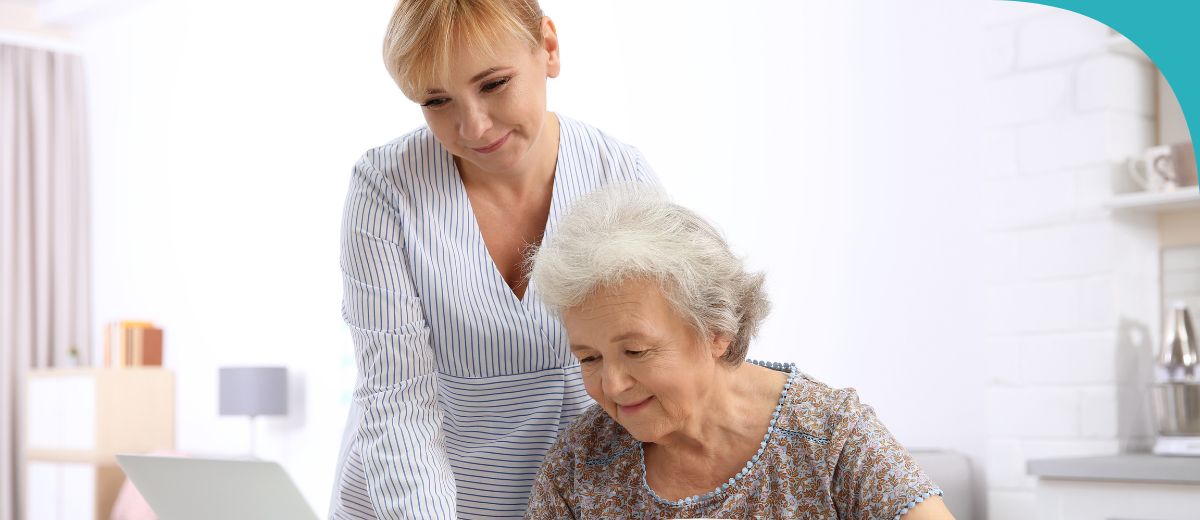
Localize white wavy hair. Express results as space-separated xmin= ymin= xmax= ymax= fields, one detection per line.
xmin=527 ymin=184 xmax=769 ymax=364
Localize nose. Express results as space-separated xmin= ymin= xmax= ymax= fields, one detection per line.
xmin=601 ymin=362 xmax=635 ymax=400
xmin=457 ymin=99 xmax=491 ymax=142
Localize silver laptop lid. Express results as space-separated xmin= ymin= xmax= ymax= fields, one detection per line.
xmin=115 ymin=454 xmax=318 ymax=520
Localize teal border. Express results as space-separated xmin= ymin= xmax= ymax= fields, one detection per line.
xmin=1013 ymin=0 xmax=1199 ymax=192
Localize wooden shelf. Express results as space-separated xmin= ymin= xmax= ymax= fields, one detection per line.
xmin=25 ymin=368 xmax=175 ymax=520
xmin=1105 ymin=188 xmax=1200 ymax=212
xmin=27 ymin=449 xmax=119 ymax=465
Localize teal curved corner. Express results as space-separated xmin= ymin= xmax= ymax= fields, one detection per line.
xmin=1009 ymin=0 xmax=1199 ymax=193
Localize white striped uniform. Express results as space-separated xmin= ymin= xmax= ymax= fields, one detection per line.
xmin=330 ymin=115 xmax=657 ymax=519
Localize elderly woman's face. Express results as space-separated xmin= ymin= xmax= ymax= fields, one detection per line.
xmin=414 ymin=20 xmax=560 ymax=176
xmin=563 ymin=279 xmax=727 ymax=443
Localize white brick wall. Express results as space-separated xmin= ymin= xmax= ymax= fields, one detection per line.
xmin=984 ymin=4 xmax=1161 ymax=519
xmin=983 ymin=173 xmax=1076 ymax=229
xmin=1016 ymin=112 xmax=1153 ymax=173
xmin=1163 ymin=246 xmax=1200 ymax=311
xmin=1015 ymin=12 xmax=1111 ymax=69
xmin=985 ymin=280 xmax=1080 ymax=334
xmin=1075 ymin=55 xmax=1156 ymax=115
xmin=987 ymin=388 xmax=1081 ymax=437
xmin=982 ymin=130 xmax=1020 ymax=181
xmin=983 ymin=68 xmax=1072 ymax=127
xmin=1018 ymin=222 xmax=1114 ymax=279
xmin=1027 ymin=334 xmax=1125 ymax=385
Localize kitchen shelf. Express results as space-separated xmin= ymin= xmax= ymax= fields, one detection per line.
xmin=1105 ymin=188 xmax=1200 ymax=212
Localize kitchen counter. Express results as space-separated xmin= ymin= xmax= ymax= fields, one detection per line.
xmin=1027 ymin=453 xmax=1200 ymax=520
xmin=1027 ymin=453 xmax=1200 ymax=484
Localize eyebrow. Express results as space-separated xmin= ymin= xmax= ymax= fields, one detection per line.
xmin=423 ymin=67 xmax=511 ymax=95
xmin=611 ymin=331 xmax=647 ymax=344
xmin=568 ymin=330 xmax=649 ymax=352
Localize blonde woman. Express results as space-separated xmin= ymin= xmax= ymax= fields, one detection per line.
xmin=329 ymin=1 xmax=656 ymax=518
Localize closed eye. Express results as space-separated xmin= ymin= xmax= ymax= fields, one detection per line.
xmin=579 ymin=354 xmax=601 ymax=364
xmin=420 ymin=97 xmax=449 ymax=108
xmin=625 ymin=350 xmax=647 ymax=358
xmin=481 ymin=77 xmax=510 ymax=93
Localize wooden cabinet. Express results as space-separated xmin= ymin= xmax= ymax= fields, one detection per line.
xmin=25 ymin=368 xmax=174 ymax=520
xmin=25 ymin=462 xmax=126 ymax=520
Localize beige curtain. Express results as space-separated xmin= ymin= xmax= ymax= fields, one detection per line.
xmin=0 ymin=43 xmax=93 ymax=520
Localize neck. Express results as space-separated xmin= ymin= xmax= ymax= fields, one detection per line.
xmin=458 ymin=111 xmax=559 ymax=200
xmin=647 ymin=363 xmax=786 ymax=476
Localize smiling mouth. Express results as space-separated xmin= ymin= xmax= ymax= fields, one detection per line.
xmin=471 ymin=132 xmax=511 ymax=154
xmin=617 ymin=396 xmax=653 ymax=414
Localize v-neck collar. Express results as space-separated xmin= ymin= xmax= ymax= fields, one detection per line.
xmin=447 ymin=115 xmax=565 ymax=308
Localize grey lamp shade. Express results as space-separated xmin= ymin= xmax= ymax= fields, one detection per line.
xmin=219 ymin=366 xmax=289 ymax=416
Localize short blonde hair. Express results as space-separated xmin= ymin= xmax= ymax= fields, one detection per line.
xmin=383 ymin=0 xmax=545 ymax=98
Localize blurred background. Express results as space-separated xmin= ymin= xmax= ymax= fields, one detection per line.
xmin=2 ymin=0 xmax=1197 ymax=519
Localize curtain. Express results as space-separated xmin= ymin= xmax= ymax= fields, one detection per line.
xmin=0 ymin=43 xmax=93 ymax=520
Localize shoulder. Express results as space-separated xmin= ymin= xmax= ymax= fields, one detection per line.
xmin=355 ymin=126 xmax=442 ymax=178
xmin=550 ymin=403 xmax=638 ymax=466
xmin=775 ymin=372 xmax=872 ymax=447
xmin=556 ymin=115 xmax=657 ymax=185
xmin=781 ymin=376 xmax=942 ymax=517
xmin=346 ymin=126 xmax=451 ymax=213
xmin=557 ymin=115 xmax=631 ymax=151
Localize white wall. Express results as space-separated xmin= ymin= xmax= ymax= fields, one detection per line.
xmin=980 ymin=3 xmax=1161 ymax=519
xmin=77 ymin=0 xmax=992 ymax=515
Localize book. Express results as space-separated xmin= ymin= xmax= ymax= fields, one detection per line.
xmin=103 ymin=321 xmax=164 ymax=368
xmin=141 ymin=328 xmax=163 ymax=366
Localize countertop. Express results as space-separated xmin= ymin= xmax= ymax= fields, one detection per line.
xmin=1027 ymin=453 xmax=1200 ymax=484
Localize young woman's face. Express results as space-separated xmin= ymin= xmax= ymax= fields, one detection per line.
xmin=415 ymin=20 xmax=560 ymax=176
xmin=563 ymin=279 xmax=728 ymax=444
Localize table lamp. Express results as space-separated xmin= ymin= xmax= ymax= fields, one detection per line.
xmin=219 ymin=366 xmax=288 ymax=457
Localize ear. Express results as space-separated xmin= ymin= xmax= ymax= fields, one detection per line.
xmin=710 ymin=333 xmax=732 ymax=360
xmin=542 ymin=16 xmax=560 ymax=78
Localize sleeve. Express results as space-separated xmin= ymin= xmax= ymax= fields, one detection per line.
xmin=829 ymin=391 xmax=943 ymax=520
xmin=523 ymin=433 xmax=577 ymax=520
xmin=340 ymin=153 xmax=458 ymax=520
xmin=631 ymin=147 xmax=662 ymax=187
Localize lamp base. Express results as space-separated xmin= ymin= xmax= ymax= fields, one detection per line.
xmin=249 ymin=414 xmax=259 ymax=459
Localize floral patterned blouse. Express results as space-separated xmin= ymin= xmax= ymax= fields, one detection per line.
xmin=524 ymin=363 xmax=942 ymax=519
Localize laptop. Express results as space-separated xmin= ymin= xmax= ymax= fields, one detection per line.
xmin=115 ymin=454 xmax=319 ymax=520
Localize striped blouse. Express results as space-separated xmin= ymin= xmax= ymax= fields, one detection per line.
xmin=329 ymin=115 xmax=657 ymax=520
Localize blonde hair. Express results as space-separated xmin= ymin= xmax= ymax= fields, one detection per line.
xmin=383 ymin=0 xmax=545 ymax=98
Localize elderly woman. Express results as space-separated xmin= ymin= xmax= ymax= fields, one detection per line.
xmin=524 ymin=186 xmax=954 ymax=519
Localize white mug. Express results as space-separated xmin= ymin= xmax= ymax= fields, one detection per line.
xmin=1126 ymin=142 xmax=1198 ymax=192
xmin=1126 ymin=144 xmax=1178 ymax=192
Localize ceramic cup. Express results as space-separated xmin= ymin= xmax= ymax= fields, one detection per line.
xmin=1126 ymin=142 xmax=1198 ymax=192
xmin=1127 ymin=145 xmax=1177 ymax=191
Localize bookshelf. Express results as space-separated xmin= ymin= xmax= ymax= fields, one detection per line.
xmin=25 ymin=368 xmax=175 ymax=520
